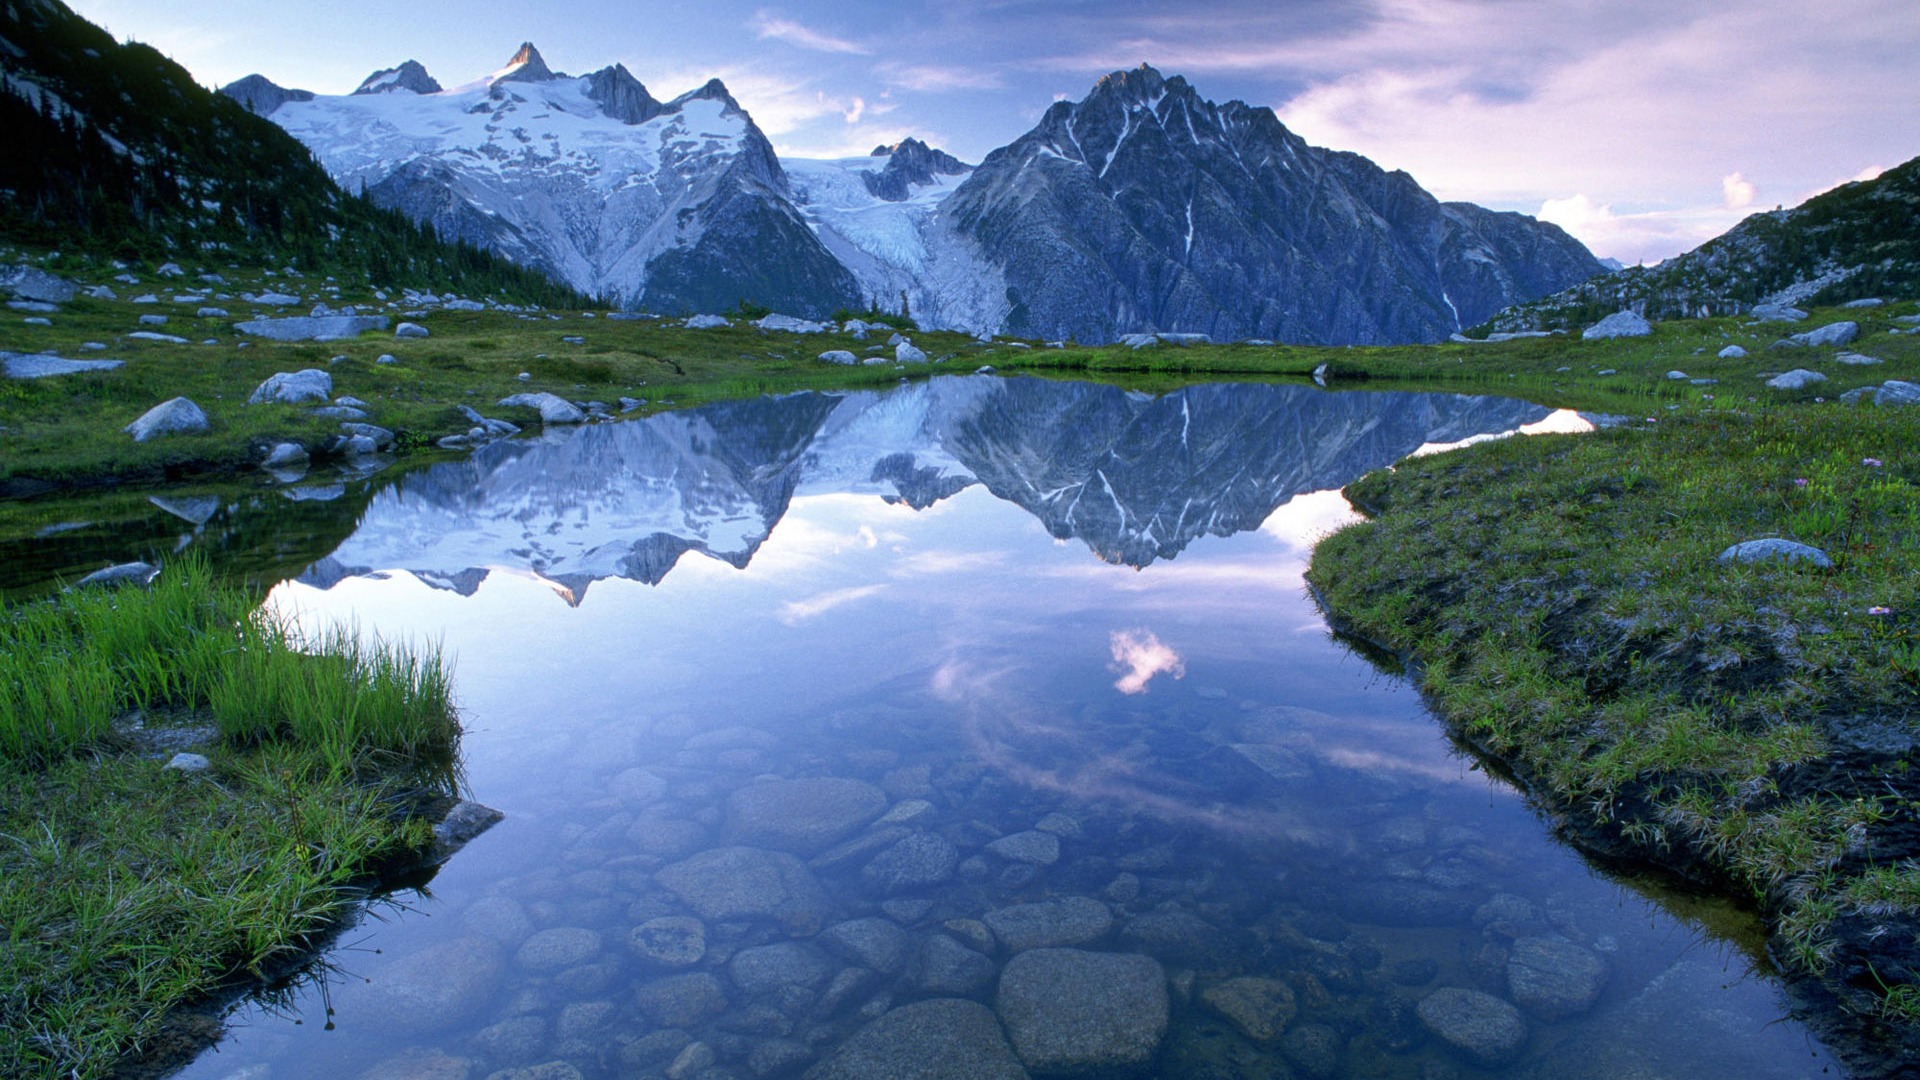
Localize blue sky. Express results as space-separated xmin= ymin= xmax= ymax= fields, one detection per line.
xmin=74 ymin=0 xmax=1920 ymax=264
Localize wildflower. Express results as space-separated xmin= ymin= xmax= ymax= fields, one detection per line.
xmin=1868 ymin=606 xmax=1893 ymax=616
xmin=1863 ymin=458 xmax=1884 ymax=467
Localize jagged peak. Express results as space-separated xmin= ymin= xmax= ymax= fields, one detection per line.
xmin=353 ymin=59 xmax=441 ymax=96
xmin=218 ymin=73 xmax=314 ymax=116
xmin=582 ymin=62 xmax=661 ymax=125
xmin=670 ymin=78 xmax=739 ymax=110
xmin=491 ymin=41 xmax=560 ymax=84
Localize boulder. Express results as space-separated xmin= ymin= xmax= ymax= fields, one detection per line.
xmin=819 ymin=350 xmax=859 ymax=365
xmin=655 ymin=846 xmax=832 ymax=934
xmin=138 ymin=314 xmax=168 ymax=326
xmin=2 ymin=352 xmax=124 ymax=378
xmin=127 ymin=331 xmax=188 ymax=343
xmin=909 ymin=933 xmax=996 ymax=995
xmin=236 ymin=315 xmax=388 ymax=342
xmin=0 ymin=265 xmax=76 ymax=303
xmin=1749 ymin=303 xmax=1807 ymax=322
xmin=1764 ymin=368 xmax=1825 ymax=390
xmin=896 ymin=342 xmax=929 ymax=364
xmin=248 ymin=369 xmax=333 ymax=405
xmin=251 ymin=291 xmax=301 ymax=306
xmin=1416 ymin=987 xmax=1528 ymax=1067
xmin=996 ymin=949 xmax=1168 ymax=1076
xmin=1580 ymin=310 xmax=1652 ymax=340
xmin=197 ymin=307 xmax=228 ymax=318
xmin=515 ymin=927 xmax=602 ymax=973
xmin=340 ymin=423 xmax=395 ymax=450
xmin=862 ymin=832 xmax=960 ymax=892
xmin=1790 ymin=321 xmax=1859 ymax=347
xmin=755 ymin=314 xmax=828 ymax=333
xmin=983 ymin=897 xmax=1114 ymax=952
xmin=729 ymin=941 xmax=837 ymax=995
xmin=818 ymin=917 xmax=911 ymax=974
xmin=726 ymin=777 xmax=888 ymax=855
xmin=1507 ymin=935 xmax=1608 ymax=1019
xmin=633 ymin=971 xmax=729 ymax=1027
xmin=803 ymin=999 xmax=1029 ymax=1080
xmin=1200 ymin=976 xmax=1297 ymax=1042
xmin=629 ymin=916 xmax=707 ymax=967
xmin=1717 ymin=538 xmax=1831 ymax=568
xmin=429 ymin=800 xmax=503 ymax=863
xmin=685 ymin=314 xmax=731 ymax=329
xmin=124 ymin=397 xmax=209 ymax=442
xmin=351 ymin=936 xmax=504 ymax=1034
xmin=497 ymin=392 xmax=587 ymax=424
xmin=395 ymin=322 xmax=430 ymax=338
xmin=1120 ymin=333 xmax=1159 ymax=350
xmin=444 ymin=298 xmax=486 ymax=312
xmin=1875 ymin=380 xmax=1920 ymax=406
xmin=985 ymin=830 xmax=1060 ymax=865
xmin=1717 ymin=344 xmax=1747 ymax=359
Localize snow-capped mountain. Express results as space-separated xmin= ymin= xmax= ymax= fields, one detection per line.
xmin=301 ymin=378 xmax=1550 ymax=599
xmin=945 ymin=65 xmax=1602 ymax=344
xmin=225 ymin=44 xmax=858 ymax=315
xmin=227 ymin=53 xmax=1599 ymax=342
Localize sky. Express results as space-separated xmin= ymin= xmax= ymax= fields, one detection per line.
xmin=71 ymin=0 xmax=1920 ymax=265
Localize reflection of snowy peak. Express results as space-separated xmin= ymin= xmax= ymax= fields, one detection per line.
xmin=306 ymin=379 xmax=1549 ymax=596
xmin=224 ymin=46 xmax=857 ymax=314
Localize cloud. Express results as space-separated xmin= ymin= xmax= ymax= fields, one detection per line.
xmin=1722 ymin=172 xmax=1757 ymax=209
xmin=751 ymin=11 xmax=870 ymax=55
xmin=778 ymin=584 xmax=888 ymax=625
xmin=1535 ymin=192 xmax=1758 ymax=266
xmin=1109 ymin=629 xmax=1185 ymax=694
xmin=878 ymin=63 xmax=1006 ymax=92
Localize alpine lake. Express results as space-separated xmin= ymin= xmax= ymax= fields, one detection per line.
xmin=7 ymin=376 xmax=1844 ymax=1080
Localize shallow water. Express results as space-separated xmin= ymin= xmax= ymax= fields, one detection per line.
xmin=35 ymin=376 xmax=1838 ymax=1079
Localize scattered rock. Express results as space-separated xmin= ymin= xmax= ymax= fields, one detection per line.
xmin=1201 ymin=976 xmax=1297 ymax=1042
xmin=1507 ymin=936 xmax=1608 ymax=1020
xmin=633 ymin=971 xmax=729 ymax=1027
xmin=1664 ymin=370 xmax=1687 ymax=380
xmin=2 ymin=352 xmax=124 ymax=378
xmin=655 ymin=846 xmax=832 ymax=934
xmin=996 ymin=948 xmax=1169 ymax=1076
xmin=1416 ymin=987 xmax=1528 ymax=1067
xmin=1763 ymin=368 xmax=1825 ymax=390
xmin=248 ymin=369 xmax=333 ymax=405
xmin=862 ymin=832 xmax=960 ymax=893
xmin=1875 ymin=380 xmax=1920 ymax=406
xmin=236 ymin=315 xmax=388 ymax=342
xmin=984 ymin=830 xmax=1060 ymax=865
xmin=1581 ymin=310 xmax=1651 ymax=340
xmin=352 ymin=936 xmax=504 ymax=1034
xmin=1749 ymin=303 xmax=1807 ymax=322
xmin=755 ymin=314 xmax=828 ymax=334
xmin=137 ymin=313 xmax=168 ymax=326
xmin=729 ymin=941 xmax=837 ymax=995
xmin=162 ymin=752 xmax=211 ymax=772
xmin=1717 ymin=538 xmax=1832 ymax=568
xmin=127 ymin=331 xmax=188 ymax=343
xmin=685 ymin=314 xmax=731 ymax=329
xmin=896 ymin=342 xmax=928 ymax=364
xmin=497 ymin=392 xmax=587 ymax=424
xmin=197 ymin=307 xmax=228 ymax=318
xmin=340 ymin=422 xmax=396 ymax=450
xmin=1790 ymin=321 xmax=1859 ymax=347
xmin=1 ymin=265 xmax=76 ymax=303
xmin=726 ymin=777 xmax=888 ymax=855
xmin=909 ymin=933 xmax=996 ymax=995
xmin=1717 ymin=344 xmax=1747 ymax=359
xmin=395 ymin=322 xmax=430 ymax=338
xmin=819 ymin=350 xmax=859 ymax=365
xmin=983 ymin=897 xmax=1114 ymax=952
xmin=804 ymin=998 xmax=1028 ymax=1080
xmin=444 ymin=298 xmax=486 ymax=312
xmin=429 ymin=800 xmax=503 ymax=862
xmin=630 ymin=916 xmax=708 ymax=967
xmin=124 ymin=397 xmax=209 ymax=442
xmin=515 ymin=927 xmax=602 ymax=973
xmin=818 ymin=917 xmax=911 ymax=974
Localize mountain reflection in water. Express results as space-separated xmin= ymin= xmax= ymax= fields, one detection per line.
xmin=299 ymin=376 xmax=1551 ymax=599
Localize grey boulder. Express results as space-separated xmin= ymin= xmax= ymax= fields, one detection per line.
xmin=896 ymin=342 xmax=929 ymax=363
xmin=1790 ymin=321 xmax=1859 ymax=347
xmin=1875 ymin=380 xmax=1920 ymax=406
xmin=726 ymin=777 xmax=888 ymax=855
xmin=995 ymin=948 xmax=1168 ymax=1075
xmin=1717 ymin=344 xmax=1747 ymax=359
xmin=803 ymin=998 xmax=1029 ymax=1080
xmin=1416 ymin=987 xmax=1528 ymax=1067
xmin=395 ymin=322 xmax=430 ymax=338
xmin=235 ymin=315 xmax=388 ymax=342
xmin=125 ymin=397 xmax=209 ymax=442
xmin=1 ymin=265 xmax=76 ymax=303
xmin=75 ymin=561 xmax=159 ymax=588
xmin=497 ymin=392 xmax=586 ymax=424
xmin=1581 ymin=310 xmax=1651 ymax=340
xmin=2 ymin=352 xmax=124 ymax=378
xmin=1764 ymin=368 xmax=1825 ymax=390
xmin=1507 ymin=935 xmax=1608 ymax=1020
xmin=248 ymin=369 xmax=333 ymax=405
xmin=1717 ymin=538 xmax=1831 ymax=568
xmin=819 ymin=350 xmax=859 ymax=365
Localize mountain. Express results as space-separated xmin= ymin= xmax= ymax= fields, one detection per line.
xmin=224 ymin=46 xmax=860 ymax=316
xmin=302 ymin=377 xmax=1551 ymax=598
xmin=945 ymin=66 xmax=1602 ymax=345
xmin=0 ymin=0 xmax=586 ymax=305
xmin=1480 ymin=155 xmax=1920 ymax=333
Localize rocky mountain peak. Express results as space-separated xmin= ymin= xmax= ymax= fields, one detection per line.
xmin=669 ymin=77 xmax=744 ymax=116
xmin=862 ymin=137 xmax=971 ymax=202
xmin=492 ymin=41 xmax=559 ymax=84
xmin=582 ymin=62 xmax=660 ymax=125
xmin=219 ymin=73 xmax=314 ymax=116
xmin=352 ymin=59 xmax=441 ymax=96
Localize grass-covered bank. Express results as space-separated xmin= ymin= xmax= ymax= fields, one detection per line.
xmin=1306 ymin=405 xmax=1920 ymax=1069
xmin=0 ymin=559 xmax=460 ymax=1080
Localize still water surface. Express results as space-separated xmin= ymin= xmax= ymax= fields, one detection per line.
xmin=75 ymin=377 xmax=1834 ymax=1079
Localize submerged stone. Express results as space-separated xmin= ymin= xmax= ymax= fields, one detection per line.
xmin=996 ymin=948 xmax=1168 ymax=1075
xmin=1416 ymin=987 xmax=1528 ymax=1067
xmin=726 ymin=776 xmax=888 ymax=855
xmin=804 ymin=998 xmax=1028 ymax=1080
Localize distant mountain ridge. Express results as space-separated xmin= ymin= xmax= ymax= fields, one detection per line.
xmin=1481 ymin=155 xmax=1920 ymax=333
xmin=223 ymin=51 xmax=1599 ymax=342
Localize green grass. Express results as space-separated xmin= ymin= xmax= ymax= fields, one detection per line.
xmin=0 ymin=558 xmax=457 ymax=1079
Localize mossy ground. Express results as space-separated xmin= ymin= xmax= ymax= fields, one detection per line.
xmin=0 ymin=559 xmax=458 ymax=1080
xmin=1306 ymin=309 xmax=1920 ymax=1063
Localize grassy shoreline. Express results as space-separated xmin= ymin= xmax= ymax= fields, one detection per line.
xmin=0 ymin=559 xmax=461 ymax=1080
